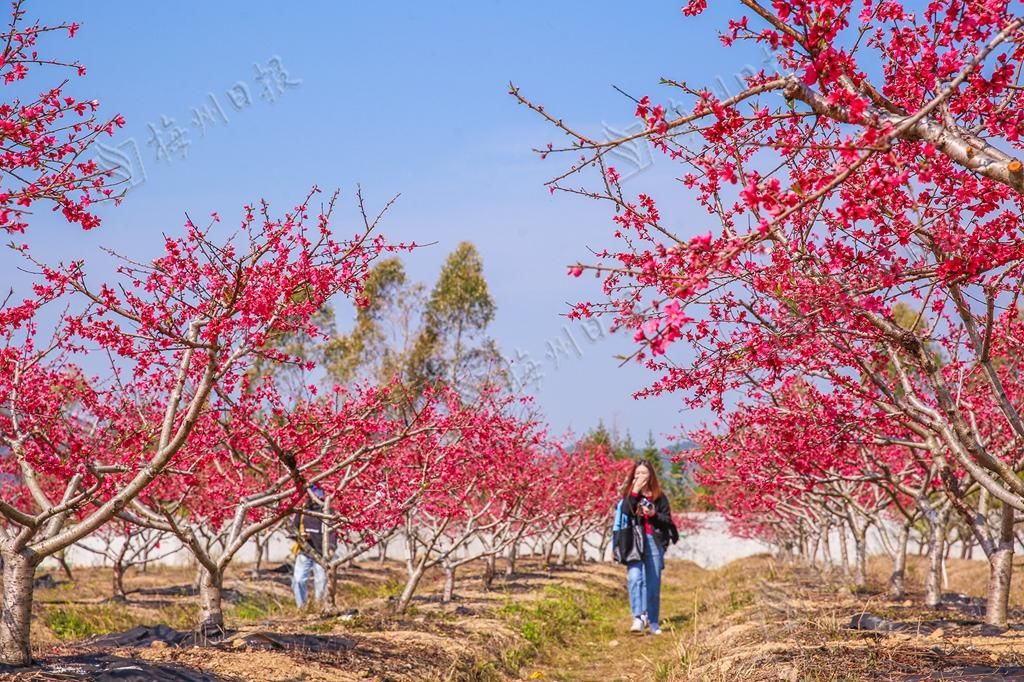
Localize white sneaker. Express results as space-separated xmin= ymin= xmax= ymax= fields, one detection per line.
xmin=650 ymin=627 xmax=663 ymax=636
xmin=630 ymin=617 xmax=644 ymax=633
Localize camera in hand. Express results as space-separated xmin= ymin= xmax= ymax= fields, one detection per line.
xmin=638 ymin=498 xmax=655 ymax=514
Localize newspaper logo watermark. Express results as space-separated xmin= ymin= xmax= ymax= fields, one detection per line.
xmin=95 ymin=138 xmax=148 ymax=190
xmin=601 ymin=120 xmax=655 ymax=183
xmin=92 ymin=56 xmax=302 ymax=194
xmin=668 ymin=46 xmax=787 ymax=117
xmin=501 ymin=317 xmax=610 ymax=394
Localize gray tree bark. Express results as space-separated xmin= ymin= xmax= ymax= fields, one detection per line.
xmin=482 ymin=554 xmax=497 ymax=590
xmin=888 ymin=521 xmax=911 ymax=600
xmin=852 ymin=526 xmax=868 ymax=589
xmin=558 ymin=540 xmax=569 ymax=567
xmin=396 ymin=564 xmax=425 ymax=614
xmin=198 ymin=568 xmax=225 ymax=635
xmin=985 ymin=504 xmax=1015 ymax=628
xmin=838 ymin=522 xmax=850 ymax=574
xmin=924 ymin=510 xmax=948 ymax=608
xmin=442 ymin=564 xmax=456 ymax=603
xmin=821 ymin=520 xmax=833 ymax=569
xmin=0 ymin=553 xmax=37 ymax=666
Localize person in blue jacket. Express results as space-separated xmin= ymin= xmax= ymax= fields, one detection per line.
xmin=619 ymin=460 xmax=676 ymax=635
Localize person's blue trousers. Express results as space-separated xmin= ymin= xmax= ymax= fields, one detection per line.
xmin=292 ymin=552 xmax=327 ymax=607
xmin=626 ymin=533 xmax=664 ymax=628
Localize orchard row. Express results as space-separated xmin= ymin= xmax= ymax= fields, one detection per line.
xmin=519 ymin=0 xmax=1024 ymax=630
xmin=0 ymin=4 xmax=629 ymax=666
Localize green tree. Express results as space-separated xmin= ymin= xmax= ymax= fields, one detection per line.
xmin=326 ymin=242 xmax=499 ymax=400
xmin=411 ymin=241 xmax=497 ymax=393
xmin=579 ymin=421 xmax=642 ymax=460
xmin=581 ymin=420 xmax=612 ymax=451
xmin=618 ymin=430 xmax=637 ymax=460
xmin=247 ymin=299 xmax=337 ymax=398
xmin=648 ymin=433 xmax=692 ymax=509
xmin=323 ymin=257 xmax=426 ymax=386
xmin=638 ymin=431 xmax=658 ymax=466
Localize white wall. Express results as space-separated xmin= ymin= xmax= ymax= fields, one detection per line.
xmin=666 ymin=513 xmax=773 ymax=568
xmin=42 ymin=512 xmax=775 ymax=572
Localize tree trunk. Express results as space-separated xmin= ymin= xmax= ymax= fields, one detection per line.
xmin=924 ymin=512 xmax=948 ymax=608
xmin=505 ymin=545 xmax=517 ymax=577
xmin=198 ymin=568 xmax=225 ymax=636
xmin=442 ymin=564 xmax=456 ymax=603
xmin=597 ymin=527 xmax=610 ymax=562
xmin=0 ymin=553 xmax=37 ymax=666
xmin=396 ymin=564 xmax=425 ymax=614
xmin=377 ymin=541 xmax=388 ymax=564
xmin=544 ymin=538 xmax=558 ymax=568
xmin=888 ymin=521 xmax=911 ymax=600
xmin=985 ymin=504 xmax=1015 ymax=628
xmin=809 ymin=531 xmax=821 ymax=569
xmin=251 ymin=533 xmax=266 ymax=578
xmin=558 ymin=540 xmax=569 ymax=567
xmin=575 ymin=536 xmax=586 ymax=565
xmin=482 ymin=554 xmax=497 ymax=590
xmin=852 ymin=528 xmax=867 ymax=590
xmin=327 ymin=564 xmax=339 ymax=606
xmin=112 ymin=560 xmax=127 ymax=602
xmin=112 ymin=537 xmax=131 ymax=601
xmin=838 ymin=523 xmax=850 ymax=574
xmin=821 ymin=520 xmax=833 ymax=569
xmin=55 ymin=550 xmax=73 ymax=582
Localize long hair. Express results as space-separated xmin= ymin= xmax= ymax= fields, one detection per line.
xmin=620 ymin=459 xmax=663 ymax=500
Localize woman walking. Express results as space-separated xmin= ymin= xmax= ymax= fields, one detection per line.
xmin=621 ymin=460 xmax=675 ymax=635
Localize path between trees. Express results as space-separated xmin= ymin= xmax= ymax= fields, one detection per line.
xmin=523 ymin=560 xmax=710 ymax=681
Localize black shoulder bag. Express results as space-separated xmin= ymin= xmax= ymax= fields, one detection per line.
xmin=612 ymin=502 xmax=645 ymax=564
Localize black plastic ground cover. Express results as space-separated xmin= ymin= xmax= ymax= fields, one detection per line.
xmin=228 ymin=631 xmax=355 ymax=652
xmin=2 ymin=626 xmax=358 ymax=680
xmin=0 ymin=653 xmax=225 ymax=681
xmin=937 ymin=593 xmax=1024 ymax=622
xmin=128 ymin=585 xmax=244 ymax=603
xmin=83 ymin=623 xmax=355 ymax=652
xmin=901 ymin=666 xmax=1024 ymax=681
xmin=84 ymin=624 xmax=231 ymax=648
xmin=847 ymin=613 xmax=1010 ymax=636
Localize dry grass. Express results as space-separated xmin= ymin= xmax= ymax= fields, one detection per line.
xmin=24 ymin=551 xmax=1024 ymax=680
xmin=676 ymin=554 xmax=1024 ymax=680
xmin=21 ymin=558 xmax=647 ymax=681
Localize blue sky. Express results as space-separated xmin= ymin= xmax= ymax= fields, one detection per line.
xmin=15 ymin=2 xmax=770 ymax=442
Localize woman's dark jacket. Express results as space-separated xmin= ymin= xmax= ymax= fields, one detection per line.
xmin=622 ymin=493 xmax=678 ymax=549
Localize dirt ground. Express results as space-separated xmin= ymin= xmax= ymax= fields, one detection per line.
xmin=680 ymin=554 xmax=1024 ymax=680
xmin=5 ymin=557 xmax=697 ymax=681
xmin=12 ymin=552 xmax=1024 ymax=680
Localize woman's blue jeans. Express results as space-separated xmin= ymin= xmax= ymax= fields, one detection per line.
xmin=626 ymin=533 xmax=664 ymax=628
